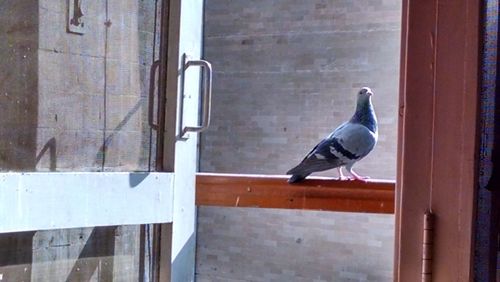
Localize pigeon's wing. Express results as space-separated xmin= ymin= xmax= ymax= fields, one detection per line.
xmin=286 ymin=121 xmax=377 ymax=177
xmin=286 ymin=137 xmax=344 ymax=176
xmin=298 ymin=121 xmax=349 ymax=164
xmin=330 ymin=122 xmax=377 ymax=161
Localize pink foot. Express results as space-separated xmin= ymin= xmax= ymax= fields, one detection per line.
xmin=349 ymin=170 xmax=370 ymax=182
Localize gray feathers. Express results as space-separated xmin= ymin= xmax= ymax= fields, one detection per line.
xmin=287 ymin=87 xmax=378 ymax=183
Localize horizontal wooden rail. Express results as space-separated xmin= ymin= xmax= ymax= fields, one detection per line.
xmin=196 ymin=173 xmax=395 ymax=214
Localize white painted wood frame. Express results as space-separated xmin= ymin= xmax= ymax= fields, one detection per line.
xmin=0 ymin=172 xmax=174 ymax=233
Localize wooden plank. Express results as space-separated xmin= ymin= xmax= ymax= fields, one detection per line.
xmin=394 ymin=0 xmax=409 ymax=277
xmin=396 ymin=0 xmax=437 ymax=280
xmin=397 ymin=0 xmax=480 ymax=280
xmin=196 ymin=173 xmax=395 ymax=214
xmin=430 ymin=1 xmax=479 ymax=280
xmin=0 ymin=172 xmax=174 ymax=233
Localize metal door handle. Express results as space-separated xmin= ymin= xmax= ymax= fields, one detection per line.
xmin=148 ymin=60 xmax=161 ymax=130
xmin=179 ymin=54 xmax=213 ymax=138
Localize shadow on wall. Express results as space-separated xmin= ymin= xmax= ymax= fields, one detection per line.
xmin=0 ymin=231 xmax=35 ymax=281
xmin=0 ymin=225 xmax=156 ymax=282
xmin=0 ymin=1 xmax=39 ymax=171
xmin=63 ymin=227 xmax=118 ymax=282
xmin=0 ymin=227 xmax=118 ymax=281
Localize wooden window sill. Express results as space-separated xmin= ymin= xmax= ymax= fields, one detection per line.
xmin=196 ymin=173 xmax=395 ymax=214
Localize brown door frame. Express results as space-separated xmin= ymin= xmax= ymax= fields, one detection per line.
xmin=396 ymin=0 xmax=480 ymax=281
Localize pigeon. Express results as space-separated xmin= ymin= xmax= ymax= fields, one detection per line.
xmin=287 ymin=87 xmax=378 ymax=183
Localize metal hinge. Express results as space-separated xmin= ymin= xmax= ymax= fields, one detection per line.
xmin=67 ymin=0 xmax=86 ymax=34
xmin=422 ymin=211 xmax=434 ymax=282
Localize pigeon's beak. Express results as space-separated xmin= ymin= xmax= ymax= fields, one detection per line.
xmin=367 ymin=91 xmax=373 ymax=96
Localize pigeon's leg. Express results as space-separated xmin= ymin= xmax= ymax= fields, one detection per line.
xmin=337 ymin=167 xmax=348 ymax=180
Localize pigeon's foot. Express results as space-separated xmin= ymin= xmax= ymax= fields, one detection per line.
xmin=352 ymin=176 xmax=369 ymax=183
xmin=349 ymin=170 xmax=370 ymax=182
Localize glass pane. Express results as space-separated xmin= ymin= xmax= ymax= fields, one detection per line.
xmin=0 ymin=1 xmax=163 ymax=281
xmin=0 ymin=0 xmax=161 ymax=172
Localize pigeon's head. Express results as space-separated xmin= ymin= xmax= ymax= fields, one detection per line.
xmin=357 ymin=87 xmax=373 ymax=103
xmin=358 ymin=87 xmax=373 ymax=97
xmin=352 ymin=87 xmax=377 ymax=130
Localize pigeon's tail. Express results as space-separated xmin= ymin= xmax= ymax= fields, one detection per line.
xmin=287 ymin=174 xmax=308 ymax=183
xmin=286 ymin=165 xmax=310 ymax=183
xmin=287 ymin=157 xmax=342 ymax=183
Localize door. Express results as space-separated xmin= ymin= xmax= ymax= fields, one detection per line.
xmin=0 ymin=0 xmax=205 ymax=281
xmin=159 ymin=0 xmax=207 ymax=281
xmin=0 ymin=0 xmax=175 ymax=233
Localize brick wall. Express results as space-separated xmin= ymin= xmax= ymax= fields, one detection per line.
xmin=197 ymin=207 xmax=394 ymax=282
xmin=200 ymin=0 xmax=400 ymax=179
xmin=198 ymin=0 xmax=401 ymax=281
